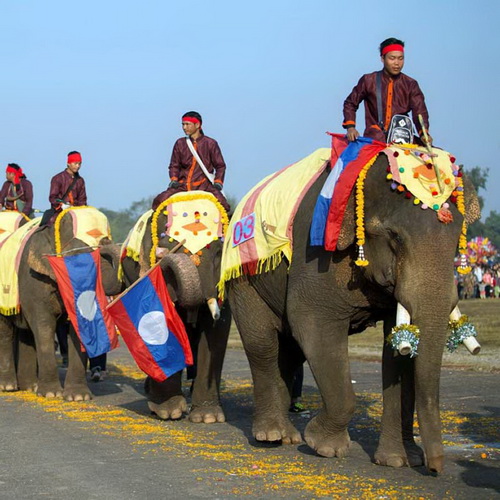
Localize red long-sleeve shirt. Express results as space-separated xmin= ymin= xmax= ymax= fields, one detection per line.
xmin=343 ymin=71 xmax=429 ymax=142
xmin=0 ymin=178 xmax=34 ymax=215
xmin=168 ymin=133 xmax=226 ymax=190
xmin=49 ymin=170 xmax=87 ymax=209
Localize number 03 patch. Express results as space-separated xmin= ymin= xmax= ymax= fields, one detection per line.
xmin=232 ymin=212 xmax=255 ymax=247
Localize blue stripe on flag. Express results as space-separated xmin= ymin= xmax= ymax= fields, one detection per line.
xmin=120 ymin=276 xmax=186 ymax=377
xmin=66 ymin=252 xmax=111 ymax=357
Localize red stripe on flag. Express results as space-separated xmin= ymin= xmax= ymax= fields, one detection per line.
xmin=108 ymin=298 xmax=168 ymax=382
xmin=91 ymin=250 xmax=119 ymax=350
xmin=324 ymin=143 xmax=386 ymax=251
xmin=47 ymin=254 xmax=81 ymax=340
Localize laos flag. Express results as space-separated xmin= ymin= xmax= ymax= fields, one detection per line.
xmin=106 ymin=265 xmax=193 ymax=382
xmin=47 ymin=250 xmax=119 ymax=358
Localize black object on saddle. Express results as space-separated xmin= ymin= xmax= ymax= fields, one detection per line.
xmin=387 ymin=115 xmax=414 ymax=144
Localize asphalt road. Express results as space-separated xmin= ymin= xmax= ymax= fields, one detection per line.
xmin=0 ymin=347 xmax=499 ymax=499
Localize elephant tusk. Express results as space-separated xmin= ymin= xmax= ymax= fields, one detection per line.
xmin=207 ymin=298 xmax=220 ymax=321
xmin=450 ymin=306 xmax=481 ymax=355
xmin=395 ymin=303 xmax=412 ymax=356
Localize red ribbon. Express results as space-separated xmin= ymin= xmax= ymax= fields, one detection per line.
xmin=67 ymin=153 xmax=82 ymax=163
xmin=182 ymin=116 xmax=200 ymax=125
xmin=6 ymin=165 xmax=24 ymax=184
xmin=382 ymin=44 xmax=404 ymax=55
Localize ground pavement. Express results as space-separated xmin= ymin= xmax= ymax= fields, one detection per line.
xmin=0 ymin=347 xmax=499 ymax=499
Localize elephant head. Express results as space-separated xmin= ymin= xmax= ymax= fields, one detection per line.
xmin=140 ymin=208 xmax=225 ymax=322
xmin=335 ymin=159 xmax=481 ymax=472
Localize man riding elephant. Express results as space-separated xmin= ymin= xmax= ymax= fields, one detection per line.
xmin=343 ymin=37 xmax=432 ymax=145
xmin=152 ymin=111 xmax=231 ymax=214
xmin=0 ymin=163 xmax=34 ymax=217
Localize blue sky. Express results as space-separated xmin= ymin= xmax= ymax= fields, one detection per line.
xmin=1 ymin=1 xmax=499 ymax=221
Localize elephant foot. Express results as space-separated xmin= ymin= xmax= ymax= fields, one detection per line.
xmin=37 ymin=382 xmax=64 ymax=399
xmin=63 ymin=385 xmax=92 ymax=402
xmin=426 ymin=454 xmax=444 ymax=474
xmin=304 ymin=416 xmax=350 ymax=458
xmin=404 ymin=439 xmax=425 ymax=467
xmin=0 ymin=377 xmax=18 ymax=391
xmin=375 ymin=439 xmax=426 ymax=469
xmin=253 ymin=414 xmax=302 ymax=444
xmin=18 ymin=381 xmax=38 ymax=392
xmin=189 ymin=403 xmax=225 ymax=424
xmin=148 ymin=395 xmax=187 ymax=420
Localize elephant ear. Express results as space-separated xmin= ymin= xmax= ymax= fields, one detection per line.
xmin=462 ymin=174 xmax=481 ymax=226
xmin=336 ymin=191 xmax=356 ymax=251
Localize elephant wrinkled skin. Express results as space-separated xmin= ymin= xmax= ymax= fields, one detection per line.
xmin=228 ymin=155 xmax=480 ymax=474
xmin=121 ymin=209 xmax=230 ymax=424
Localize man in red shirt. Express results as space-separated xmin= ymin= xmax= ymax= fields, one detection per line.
xmin=0 ymin=163 xmax=34 ymax=216
xmin=41 ymin=151 xmax=87 ymax=225
xmin=152 ymin=112 xmax=230 ymax=213
xmin=342 ymin=38 xmax=432 ymax=145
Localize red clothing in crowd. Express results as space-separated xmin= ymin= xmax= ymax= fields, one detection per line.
xmin=0 ymin=178 xmax=34 ymax=215
xmin=153 ymin=133 xmax=230 ymax=212
xmin=49 ymin=170 xmax=87 ymax=209
xmin=343 ymin=71 xmax=429 ymax=142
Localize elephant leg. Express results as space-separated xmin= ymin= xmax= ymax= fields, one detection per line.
xmin=63 ymin=324 xmax=92 ymax=401
xmin=230 ymin=282 xmax=301 ymax=444
xmin=189 ymin=304 xmax=231 ymax=424
xmin=375 ymin=330 xmax=424 ymax=468
xmin=145 ymin=371 xmax=187 ymax=420
xmin=293 ymin=316 xmax=354 ymax=458
xmin=0 ymin=317 xmax=17 ymax=391
xmin=25 ymin=313 xmax=63 ymax=398
xmin=16 ymin=328 xmax=38 ymax=392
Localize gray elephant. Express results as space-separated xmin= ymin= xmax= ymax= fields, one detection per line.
xmin=120 ymin=192 xmax=231 ymax=423
xmin=225 ymin=151 xmax=480 ymax=474
xmin=0 ymin=208 xmax=122 ymax=400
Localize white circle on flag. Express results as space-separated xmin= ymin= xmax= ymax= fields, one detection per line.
xmin=138 ymin=311 xmax=169 ymax=345
xmin=77 ymin=290 xmax=97 ymax=321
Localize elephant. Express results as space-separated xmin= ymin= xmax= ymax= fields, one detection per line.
xmin=120 ymin=193 xmax=231 ymax=423
xmin=226 ymin=153 xmax=480 ymax=474
xmin=0 ymin=208 xmax=122 ymax=400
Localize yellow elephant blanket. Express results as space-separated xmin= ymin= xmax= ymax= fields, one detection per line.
xmin=0 ymin=217 xmax=41 ymax=315
xmin=54 ymin=206 xmax=112 ymax=254
xmin=121 ymin=209 xmax=153 ymax=263
xmin=218 ymin=148 xmax=330 ymax=299
xmin=0 ymin=211 xmax=30 ymax=246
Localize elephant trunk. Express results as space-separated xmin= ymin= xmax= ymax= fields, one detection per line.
xmin=99 ymin=242 xmax=123 ymax=296
xmin=159 ymin=253 xmax=204 ymax=308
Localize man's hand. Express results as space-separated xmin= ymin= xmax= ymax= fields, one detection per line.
xmin=61 ymin=203 xmax=71 ymax=210
xmin=168 ymin=180 xmax=180 ymax=189
xmin=346 ymin=127 xmax=360 ymax=142
xmin=422 ymin=133 xmax=433 ymax=146
xmin=214 ymin=182 xmax=223 ymax=191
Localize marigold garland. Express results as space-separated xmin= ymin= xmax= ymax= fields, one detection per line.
xmin=149 ymin=192 xmax=229 ymax=267
xmin=54 ymin=205 xmax=97 ymax=255
xmin=455 ymin=175 xmax=471 ymax=274
xmin=354 ymin=154 xmax=379 ymax=266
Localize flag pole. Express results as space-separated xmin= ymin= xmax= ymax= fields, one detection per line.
xmin=106 ymin=239 xmax=186 ymax=309
xmin=418 ymin=114 xmax=444 ymax=193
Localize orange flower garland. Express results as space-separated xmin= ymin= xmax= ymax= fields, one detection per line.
xmin=455 ymin=176 xmax=471 ymax=274
xmin=354 ymin=154 xmax=380 ymax=267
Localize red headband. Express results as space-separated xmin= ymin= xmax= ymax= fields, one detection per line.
xmin=67 ymin=153 xmax=82 ymax=163
xmin=6 ymin=165 xmax=24 ymax=184
xmin=182 ymin=116 xmax=201 ymax=125
xmin=382 ymin=44 xmax=404 ymax=56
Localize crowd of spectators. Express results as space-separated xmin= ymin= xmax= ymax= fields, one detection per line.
xmin=456 ymin=263 xmax=500 ymax=299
